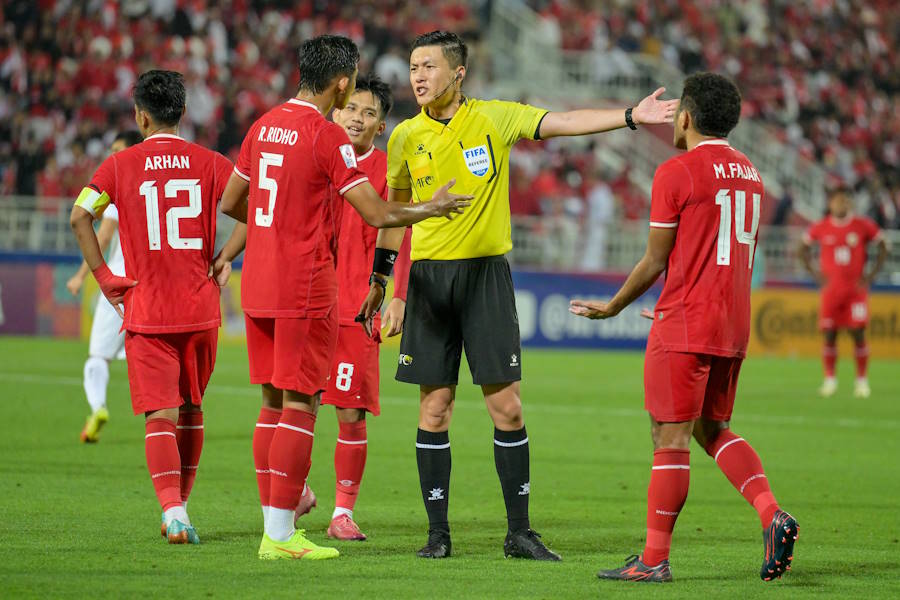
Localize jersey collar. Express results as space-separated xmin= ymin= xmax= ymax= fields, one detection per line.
xmin=695 ymin=139 xmax=730 ymax=148
xmin=420 ymin=98 xmax=471 ymax=134
xmin=357 ymin=146 xmax=375 ymax=162
xmin=145 ymin=133 xmax=184 ymax=141
xmin=287 ymin=98 xmax=321 ymax=113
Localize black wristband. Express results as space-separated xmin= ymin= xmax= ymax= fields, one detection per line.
xmin=625 ymin=107 xmax=637 ymax=130
xmin=373 ymin=247 xmax=398 ymax=276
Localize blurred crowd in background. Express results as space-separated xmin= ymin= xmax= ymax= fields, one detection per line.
xmin=2 ymin=0 xmax=898 ymax=239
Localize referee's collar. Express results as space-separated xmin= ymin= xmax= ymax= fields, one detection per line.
xmin=421 ymin=97 xmax=471 ymax=133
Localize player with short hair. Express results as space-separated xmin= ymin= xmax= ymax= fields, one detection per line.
xmin=71 ymin=70 xmax=236 ymax=545
xmin=67 ymin=130 xmax=143 ymax=443
xmin=571 ymin=72 xmax=797 ymax=582
xmin=215 ymin=34 xmax=470 ymax=561
xmin=357 ymin=30 xmax=678 ymax=560
xmin=800 ymin=187 xmax=888 ymax=398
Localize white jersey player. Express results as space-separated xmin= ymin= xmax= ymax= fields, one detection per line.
xmin=65 ymin=131 xmax=143 ymax=442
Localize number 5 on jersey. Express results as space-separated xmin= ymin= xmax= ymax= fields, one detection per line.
xmin=256 ymin=152 xmax=284 ymax=227
xmin=715 ymin=188 xmax=761 ymax=268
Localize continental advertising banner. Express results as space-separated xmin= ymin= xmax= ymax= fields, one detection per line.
xmin=749 ymin=286 xmax=900 ymax=358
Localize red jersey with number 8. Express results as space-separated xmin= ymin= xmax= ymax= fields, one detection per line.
xmin=235 ymin=98 xmax=370 ymax=318
xmin=648 ymin=139 xmax=765 ymax=358
xmin=82 ymin=133 xmax=233 ymax=333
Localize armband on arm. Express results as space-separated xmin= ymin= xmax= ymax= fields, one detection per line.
xmin=372 ymin=247 xmax=398 ymax=277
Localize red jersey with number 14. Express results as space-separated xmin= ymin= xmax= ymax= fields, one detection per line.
xmin=804 ymin=215 xmax=880 ymax=286
xmin=235 ymin=98 xmax=370 ymax=318
xmin=81 ymin=133 xmax=233 ymax=333
xmin=648 ymin=139 xmax=765 ymax=358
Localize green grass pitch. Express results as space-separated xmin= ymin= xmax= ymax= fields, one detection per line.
xmin=1 ymin=336 xmax=898 ymax=598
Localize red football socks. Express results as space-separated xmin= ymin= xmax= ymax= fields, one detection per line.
xmin=642 ymin=449 xmax=690 ymax=567
xmin=854 ymin=341 xmax=869 ymax=379
xmin=268 ymin=408 xmax=317 ymax=510
xmin=176 ymin=410 xmax=204 ymax=502
xmin=823 ymin=340 xmax=837 ymax=377
xmin=145 ymin=418 xmax=182 ymax=511
xmin=705 ymin=429 xmax=779 ymax=529
xmin=334 ymin=420 xmax=368 ymax=512
xmin=253 ymin=407 xmax=281 ymax=507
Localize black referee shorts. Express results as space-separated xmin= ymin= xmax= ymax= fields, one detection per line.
xmin=396 ymin=255 xmax=522 ymax=386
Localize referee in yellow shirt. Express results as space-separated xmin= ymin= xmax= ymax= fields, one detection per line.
xmin=359 ymin=30 xmax=678 ymax=560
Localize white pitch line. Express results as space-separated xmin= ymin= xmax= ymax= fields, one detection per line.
xmin=1 ymin=371 xmax=897 ymax=431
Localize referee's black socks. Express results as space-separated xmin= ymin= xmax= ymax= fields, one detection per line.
xmin=494 ymin=426 xmax=530 ymax=533
xmin=416 ymin=429 xmax=451 ymax=534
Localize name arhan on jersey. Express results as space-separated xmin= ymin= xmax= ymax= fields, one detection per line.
xmin=257 ymin=126 xmax=299 ymax=146
xmin=713 ymin=161 xmax=761 ymax=182
xmin=145 ymin=155 xmax=190 ymax=170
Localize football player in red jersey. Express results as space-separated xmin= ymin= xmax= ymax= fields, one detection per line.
xmin=571 ymin=73 xmax=797 ymax=582
xmin=70 ymin=70 xmax=238 ymax=545
xmin=213 ymin=35 xmax=469 ymax=561
xmin=298 ymin=74 xmax=411 ymax=541
xmin=800 ymin=187 xmax=888 ymax=398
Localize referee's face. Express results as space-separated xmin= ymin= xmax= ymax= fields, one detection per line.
xmin=410 ymin=46 xmax=456 ymax=108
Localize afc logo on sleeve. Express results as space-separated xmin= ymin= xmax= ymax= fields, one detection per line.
xmin=462 ymin=145 xmax=490 ymax=177
xmin=339 ymin=144 xmax=357 ymax=168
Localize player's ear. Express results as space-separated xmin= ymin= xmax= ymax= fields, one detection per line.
xmin=376 ymin=121 xmax=386 ymax=136
xmin=332 ymin=108 xmax=341 ymax=121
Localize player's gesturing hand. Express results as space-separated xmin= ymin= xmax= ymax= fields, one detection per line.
xmin=632 ymin=87 xmax=679 ymax=125
xmin=91 ymin=263 xmax=137 ymax=319
xmin=356 ymin=283 xmax=386 ymax=337
xmin=210 ymin=252 xmax=233 ymax=287
xmin=382 ymin=298 xmax=406 ymax=338
xmin=569 ymin=299 xmax=620 ymax=320
xmin=430 ymin=178 xmax=473 ymax=220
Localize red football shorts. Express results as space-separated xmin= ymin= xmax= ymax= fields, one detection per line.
xmin=125 ymin=328 xmax=218 ymax=415
xmin=321 ymin=324 xmax=381 ymax=415
xmin=820 ymin=284 xmax=868 ymax=330
xmin=643 ymin=332 xmax=743 ymax=422
xmin=245 ymin=312 xmax=338 ymax=395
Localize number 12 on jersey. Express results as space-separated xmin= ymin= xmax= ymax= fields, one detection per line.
xmin=139 ymin=179 xmax=203 ymax=251
xmin=715 ymin=188 xmax=760 ymax=269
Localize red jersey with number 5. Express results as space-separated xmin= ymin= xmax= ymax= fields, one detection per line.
xmin=235 ymin=98 xmax=370 ymax=318
xmin=648 ymin=139 xmax=765 ymax=358
xmin=80 ymin=133 xmax=233 ymax=333
xmin=803 ymin=215 xmax=880 ymax=286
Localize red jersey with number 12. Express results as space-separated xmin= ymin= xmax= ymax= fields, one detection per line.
xmin=85 ymin=133 xmax=233 ymax=333
xmin=648 ymin=139 xmax=765 ymax=358
xmin=235 ymin=98 xmax=370 ymax=318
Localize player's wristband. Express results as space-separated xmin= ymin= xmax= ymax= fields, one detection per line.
xmin=625 ymin=107 xmax=637 ymax=130
xmin=372 ymin=248 xmax=398 ymax=277
xmin=91 ymin=263 xmax=115 ymax=286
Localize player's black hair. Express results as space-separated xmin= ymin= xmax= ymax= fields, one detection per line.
xmin=679 ymin=72 xmax=741 ymax=138
xmin=133 ymin=70 xmax=186 ymax=127
xmin=114 ymin=130 xmax=143 ymax=147
xmin=297 ymin=35 xmax=360 ymax=94
xmin=411 ymin=30 xmax=468 ymax=68
xmin=353 ymin=73 xmax=393 ymax=118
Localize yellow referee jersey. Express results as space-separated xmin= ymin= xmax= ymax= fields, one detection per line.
xmin=386 ymin=98 xmax=548 ymax=261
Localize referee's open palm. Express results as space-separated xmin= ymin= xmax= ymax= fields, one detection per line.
xmin=430 ymin=178 xmax=472 ymax=220
xmin=632 ymin=87 xmax=680 ymax=125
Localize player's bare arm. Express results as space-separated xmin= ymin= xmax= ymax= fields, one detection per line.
xmin=220 ymin=173 xmax=251 ymax=223
xmin=798 ymin=239 xmax=823 ymax=285
xmin=66 ymin=217 xmax=118 ymax=296
xmin=211 ymin=222 xmax=247 ymax=287
xmin=538 ymin=88 xmax=679 ymax=138
xmin=70 ymin=204 xmax=137 ymax=318
xmin=570 ymin=228 xmax=676 ymax=319
xmin=344 ymin=178 xmax=470 ymax=229
xmin=863 ymin=236 xmax=889 ymax=287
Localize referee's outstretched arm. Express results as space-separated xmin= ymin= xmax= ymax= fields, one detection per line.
xmin=538 ymin=87 xmax=678 ymax=138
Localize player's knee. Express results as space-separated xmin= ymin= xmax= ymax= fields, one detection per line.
xmin=489 ymin=398 xmax=523 ymax=430
xmin=336 ymin=407 xmax=365 ymax=423
xmin=695 ymin=419 xmax=728 ymax=455
xmin=851 ymin=328 xmax=866 ymax=344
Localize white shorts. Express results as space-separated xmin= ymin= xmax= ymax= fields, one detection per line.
xmin=89 ymin=294 xmax=126 ymax=361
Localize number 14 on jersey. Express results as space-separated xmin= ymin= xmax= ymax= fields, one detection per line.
xmin=715 ymin=188 xmax=760 ymax=269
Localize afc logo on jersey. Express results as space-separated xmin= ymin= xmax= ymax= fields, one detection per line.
xmin=415 ymin=174 xmax=434 ymax=188
xmin=462 ymin=145 xmax=490 ymax=177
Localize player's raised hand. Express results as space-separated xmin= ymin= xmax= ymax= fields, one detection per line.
xmin=430 ymin=179 xmax=473 ymax=220
xmin=632 ymin=87 xmax=679 ymax=125
xmin=382 ymin=297 xmax=406 ymax=338
xmin=569 ymin=299 xmax=619 ymax=320
xmin=91 ymin=264 xmax=136 ymax=319
xmin=210 ymin=252 xmax=233 ymax=287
